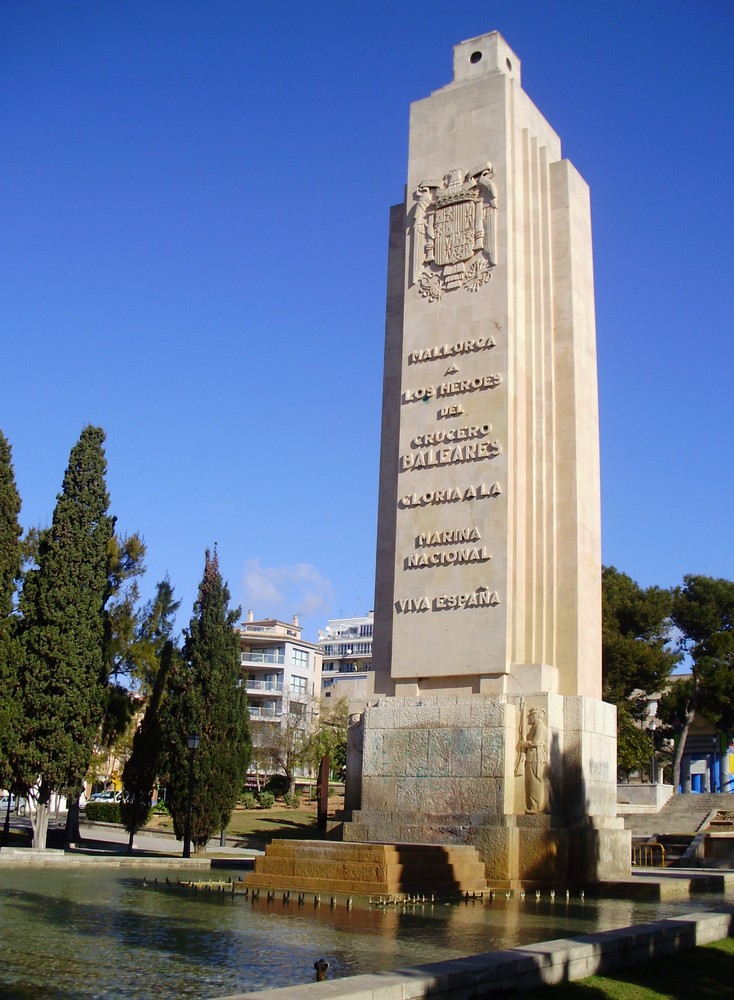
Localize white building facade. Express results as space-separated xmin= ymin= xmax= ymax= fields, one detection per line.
xmin=239 ymin=613 xmax=322 ymax=723
xmin=318 ymin=612 xmax=374 ymax=703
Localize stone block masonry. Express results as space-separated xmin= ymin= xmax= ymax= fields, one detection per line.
xmin=214 ymin=909 xmax=734 ymax=999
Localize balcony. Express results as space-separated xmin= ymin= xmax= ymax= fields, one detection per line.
xmin=245 ymin=679 xmax=284 ymax=693
xmin=248 ymin=705 xmax=281 ymax=721
xmin=241 ymin=651 xmax=285 ymax=665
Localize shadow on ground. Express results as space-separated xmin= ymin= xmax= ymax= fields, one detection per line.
xmin=522 ymin=938 xmax=734 ymax=999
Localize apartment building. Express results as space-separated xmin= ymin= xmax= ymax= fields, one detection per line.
xmin=238 ymin=612 xmax=322 ymax=724
xmin=318 ymin=611 xmax=374 ymax=702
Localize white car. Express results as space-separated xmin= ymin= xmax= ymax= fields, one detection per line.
xmin=0 ymin=794 xmax=26 ymax=816
xmin=89 ymin=791 xmax=122 ymax=803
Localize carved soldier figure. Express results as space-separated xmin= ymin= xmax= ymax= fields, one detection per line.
xmin=519 ymin=707 xmax=547 ymax=813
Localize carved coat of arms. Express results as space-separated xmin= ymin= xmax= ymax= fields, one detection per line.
xmin=412 ymin=163 xmax=497 ymax=301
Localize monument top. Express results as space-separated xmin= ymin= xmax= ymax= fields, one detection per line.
xmin=371 ymin=27 xmax=601 ymax=700
xmin=449 ymin=31 xmax=521 ymax=88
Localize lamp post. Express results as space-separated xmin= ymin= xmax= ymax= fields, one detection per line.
xmin=648 ymin=718 xmax=657 ymax=785
xmin=183 ymin=733 xmax=200 ymax=859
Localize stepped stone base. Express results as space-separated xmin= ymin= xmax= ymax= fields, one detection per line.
xmin=345 ymin=811 xmax=630 ymax=883
xmin=344 ymin=692 xmax=631 ymax=883
xmin=243 ymin=840 xmax=489 ymax=895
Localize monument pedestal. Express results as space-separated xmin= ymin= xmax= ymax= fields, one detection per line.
xmin=343 ymin=694 xmax=630 ymax=883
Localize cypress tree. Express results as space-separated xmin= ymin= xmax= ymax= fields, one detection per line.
xmin=0 ymin=431 xmax=22 ymax=844
xmin=161 ymin=549 xmax=250 ymax=851
xmin=16 ymin=426 xmax=114 ymax=847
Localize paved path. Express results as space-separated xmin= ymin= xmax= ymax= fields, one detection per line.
xmin=0 ymin=814 xmax=262 ymax=865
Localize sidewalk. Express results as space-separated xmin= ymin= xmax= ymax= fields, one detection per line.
xmin=0 ymin=816 xmax=262 ymax=867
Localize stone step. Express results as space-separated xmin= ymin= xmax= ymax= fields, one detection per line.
xmin=243 ymin=840 xmax=489 ymax=895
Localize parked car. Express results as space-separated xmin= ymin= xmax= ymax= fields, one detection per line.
xmin=89 ymin=791 xmax=122 ymax=803
xmin=0 ymin=794 xmax=26 ymax=816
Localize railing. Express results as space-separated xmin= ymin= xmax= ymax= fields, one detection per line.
xmin=631 ymin=842 xmax=666 ymax=867
xmin=248 ymin=706 xmax=281 ymax=720
xmin=241 ymin=651 xmax=285 ymax=665
xmin=245 ymin=679 xmax=284 ymax=693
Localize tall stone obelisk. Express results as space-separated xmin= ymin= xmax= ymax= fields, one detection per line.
xmin=345 ymin=32 xmax=629 ymax=883
xmin=372 ymin=31 xmax=600 ymax=701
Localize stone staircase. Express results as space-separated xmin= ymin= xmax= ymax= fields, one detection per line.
xmin=243 ymin=840 xmax=489 ymax=896
xmin=627 ymin=793 xmax=734 ymax=867
xmin=625 ymin=793 xmax=734 ymax=838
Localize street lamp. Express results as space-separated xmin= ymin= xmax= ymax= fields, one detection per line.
xmin=183 ymin=733 xmax=200 ymax=859
xmin=648 ymin=718 xmax=658 ymax=785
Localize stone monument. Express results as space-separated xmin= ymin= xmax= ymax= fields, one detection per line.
xmin=344 ymin=31 xmax=630 ymax=883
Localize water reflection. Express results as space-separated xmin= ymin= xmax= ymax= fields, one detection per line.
xmin=0 ymin=866 xmax=729 ymax=999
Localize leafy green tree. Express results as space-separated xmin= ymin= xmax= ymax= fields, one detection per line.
xmin=122 ymin=639 xmax=177 ymax=850
xmin=616 ymin=703 xmax=655 ymax=782
xmin=305 ymin=696 xmax=349 ymax=780
xmin=0 ymin=431 xmax=22 ymax=844
xmin=15 ymin=426 xmax=115 ymax=847
xmin=664 ymin=575 xmax=734 ymax=790
xmin=602 ymin=566 xmax=679 ymax=714
xmin=160 ymin=550 xmax=250 ymax=851
xmin=126 ymin=577 xmax=180 ymax=697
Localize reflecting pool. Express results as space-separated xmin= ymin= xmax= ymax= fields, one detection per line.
xmin=0 ymin=865 xmax=730 ymax=999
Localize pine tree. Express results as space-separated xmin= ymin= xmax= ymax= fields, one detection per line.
xmin=160 ymin=550 xmax=250 ymax=851
xmin=15 ymin=426 xmax=114 ymax=847
xmin=120 ymin=578 xmax=181 ymax=849
xmin=0 ymin=431 xmax=22 ymax=844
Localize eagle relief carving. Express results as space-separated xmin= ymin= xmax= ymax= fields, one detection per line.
xmin=412 ymin=162 xmax=498 ymax=301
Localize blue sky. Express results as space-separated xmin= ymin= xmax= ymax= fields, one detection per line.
xmin=2 ymin=1 xmax=732 ymax=641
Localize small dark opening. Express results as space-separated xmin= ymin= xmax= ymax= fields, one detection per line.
xmin=470 ymin=51 xmax=482 ymax=64
xmin=506 ymin=58 xmax=512 ymax=71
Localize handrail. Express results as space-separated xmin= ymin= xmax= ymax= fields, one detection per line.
xmin=631 ymin=842 xmax=666 ymax=867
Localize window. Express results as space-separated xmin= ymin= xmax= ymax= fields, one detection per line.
xmin=292 ymin=648 xmax=309 ymax=669
xmin=291 ymin=675 xmax=308 ymax=695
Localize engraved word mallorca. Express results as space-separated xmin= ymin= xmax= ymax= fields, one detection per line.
xmin=409 ymin=336 xmax=496 ymax=364
xmin=399 ymin=482 xmax=501 ymax=508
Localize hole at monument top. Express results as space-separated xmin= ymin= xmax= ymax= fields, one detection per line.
xmin=506 ymin=58 xmax=512 ymax=71
xmin=470 ymin=51 xmax=482 ymax=64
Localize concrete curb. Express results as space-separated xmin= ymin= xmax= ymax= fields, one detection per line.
xmin=215 ymin=908 xmax=734 ymax=999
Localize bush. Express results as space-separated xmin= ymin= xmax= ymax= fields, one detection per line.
xmin=283 ymin=791 xmax=300 ymax=809
xmin=263 ymin=775 xmax=289 ymax=797
xmin=258 ymin=791 xmax=275 ymax=809
xmin=241 ymin=792 xmax=258 ymax=810
xmin=152 ymin=800 xmax=169 ymax=814
xmin=85 ymin=802 xmax=121 ymax=824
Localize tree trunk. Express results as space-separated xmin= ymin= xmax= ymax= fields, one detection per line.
xmin=31 ymin=800 xmax=50 ymax=849
xmin=128 ymin=829 xmax=135 ymax=854
xmin=220 ymin=825 xmax=226 ymax=847
xmin=65 ymin=796 xmax=82 ymax=845
xmin=672 ymin=707 xmax=695 ymax=793
xmin=1 ymin=794 xmax=11 ymax=847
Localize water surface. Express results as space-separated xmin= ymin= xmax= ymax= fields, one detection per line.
xmin=0 ymin=866 xmax=729 ymax=999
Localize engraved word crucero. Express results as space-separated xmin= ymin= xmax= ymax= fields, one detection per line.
xmin=399 ymin=481 xmax=501 ymax=508
xmin=411 ymin=424 xmax=491 ymax=447
xmin=409 ymin=336 xmax=496 ymax=364
xmin=402 ymin=374 xmax=502 ymax=403
xmin=412 ymin=163 xmax=498 ymax=301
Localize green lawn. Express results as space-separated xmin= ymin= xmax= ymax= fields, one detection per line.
xmin=144 ymin=802 xmax=332 ymax=847
xmin=523 ymin=937 xmax=734 ymax=999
